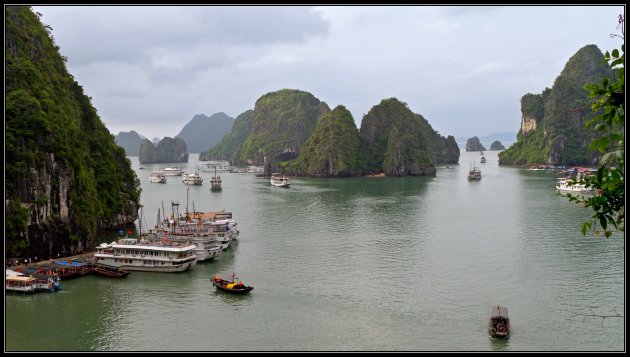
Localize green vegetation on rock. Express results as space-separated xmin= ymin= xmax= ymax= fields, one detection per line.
xmin=294 ymin=106 xmax=367 ymax=177
xmin=359 ymin=98 xmax=457 ymax=176
xmin=5 ymin=6 xmax=141 ymax=257
xmin=500 ymin=45 xmax=614 ymax=165
xmin=239 ymin=89 xmax=330 ymax=164
xmin=199 ymin=110 xmax=253 ymax=163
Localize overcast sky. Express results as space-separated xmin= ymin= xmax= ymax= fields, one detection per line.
xmin=33 ymin=5 xmax=624 ymax=141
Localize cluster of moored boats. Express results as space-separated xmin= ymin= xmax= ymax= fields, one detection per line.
xmin=94 ymin=207 xmax=239 ymax=273
xmin=5 ymin=259 xmax=93 ymax=293
xmin=6 ymin=207 xmax=241 ymax=294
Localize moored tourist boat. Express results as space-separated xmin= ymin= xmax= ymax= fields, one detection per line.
xmin=162 ymin=167 xmax=184 ymax=176
xmin=150 ymin=170 xmax=167 ymax=183
xmin=6 ymin=275 xmax=37 ymax=293
xmin=555 ymin=177 xmax=594 ymax=194
xmin=94 ymin=238 xmax=198 ymax=273
xmin=93 ymin=261 xmax=130 ymax=278
xmin=182 ymin=171 xmax=203 ymax=185
xmin=16 ymin=268 xmax=62 ymax=291
xmin=200 ymin=161 xmax=231 ymax=173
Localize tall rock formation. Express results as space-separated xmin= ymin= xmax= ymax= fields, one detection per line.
xmin=466 ymin=136 xmax=487 ymax=151
xmin=5 ymin=6 xmax=141 ymax=258
xmin=139 ymin=137 xmax=188 ymax=164
xmin=294 ymin=106 xmax=367 ymax=177
xmin=239 ymin=89 xmax=330 ymax=164
xmin=175 ymin=112 xmax=234 ymax=153
xmin=490 ymin=140 xmax=505 ymax=151
xmin=499 ymin=45 xmax=614 ymax=165
xmin=359 ymin=98 xmax=458 ymax=176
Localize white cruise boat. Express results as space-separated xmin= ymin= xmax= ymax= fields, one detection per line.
xmin=145 ymin=227 xmax=223 ymax=261
xmin=247 ymin=165 xmax=264 ymax=173
xmin=270 ymin=173 xmax=290 ymax=187
xmin=162 ymin=167 xmax=184 ymax=176
xmin=94 ymin=238 xmax=198 ymax=272
xmin=200 ymin=161 xmax=231 ymax=173
xmin=149 ymin=170 xmax=167 ymax=183
xmin=182 ymin=172 xmax=203 ymax=185
xmin=556 ymin=178 xmax=594 ymax=194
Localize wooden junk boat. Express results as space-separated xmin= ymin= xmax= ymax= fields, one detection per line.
xmin=488 ymin=305 xmax=510 ymax=338
xmin=211 ymin=274 xmax=253 ymax=294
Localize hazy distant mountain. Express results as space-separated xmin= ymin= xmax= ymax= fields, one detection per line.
xmin=175 ymin=113 xmax=234 ymax=153
xmin=115 ymin=130 xmax=145 ymax=156
xmin=456 ymin=132 xmax=516 ymax=149
xmin=152 ymin=137 xmax=160 ymax=145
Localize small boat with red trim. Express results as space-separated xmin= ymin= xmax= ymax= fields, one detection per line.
xmin=211 ymin=274 xmax=253 ymax=294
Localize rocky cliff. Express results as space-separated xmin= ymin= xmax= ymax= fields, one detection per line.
xmin=490 ymin=140 xmax=505 ymax=151
xmin=499 ymin=45 xmax=614 ymax=165
xmin=5 ymin=6 xmax=141 ymax=258
xmin=294 ymin=106 xmax=367 ymax=177
xmin=240 ymin=89 xmax=330 ymax=164
xmin=139 ymin=137 xmax=189 ymax=164
xmin=465 ymin=136 xmax=487 ymax=151
xmin=359 ymin=98 xmax=457 ymax=176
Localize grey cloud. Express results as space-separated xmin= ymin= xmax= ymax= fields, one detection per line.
xmin=35 ymin=6 xmax=329 ymax=67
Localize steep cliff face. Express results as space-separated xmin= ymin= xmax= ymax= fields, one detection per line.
xmin=360 ymin=98 xmax=455 ymax=176
xmin=5 ymin=6 xmax=140 ymax=258
xmin=139 ymin=137 xmax=189 ymax=163
xmin=175 ymin=112 xmax=234 ymax=153
xmin=465 ymin=136 xmax=486 ymax=151
xmin=443 ymin=136 xmax=461 ymax=164
xmin=294 ymin=106 xmax=367 ymax=177
xmin=139 ymin=139 xmax=157 ymax=163
xmin=499 ymin=45 xmax=614 ymax=165
xmin=199 ymin=110 xmax=254 ymax=163
xmin=240 ymin=89 xmax=330 ymax=164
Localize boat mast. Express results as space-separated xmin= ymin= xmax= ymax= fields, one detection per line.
xmin=186 ymin=187 xmax=190 ymax=218
xmin=139 ymin=205 xmax=143 ymax=237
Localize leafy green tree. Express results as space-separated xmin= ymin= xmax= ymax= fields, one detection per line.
xmin=563 ymin=15 xmax=624 ymax=237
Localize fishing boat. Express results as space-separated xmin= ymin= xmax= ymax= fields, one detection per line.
xmin=488 ymin=305 xmax=510 ymax=338
xmin=480 ymin=156 xmax=486 ymax=163
xmin=211 ymin=274 xmax=253 ymax=294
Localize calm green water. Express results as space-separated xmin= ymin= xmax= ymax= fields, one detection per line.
xmin=6 ymin=152 xmax=624 ymax=351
